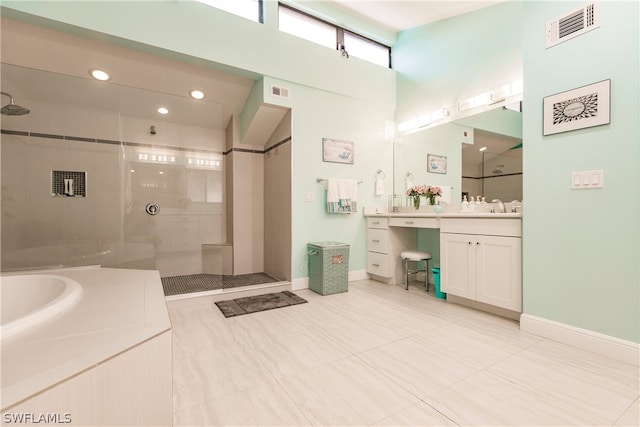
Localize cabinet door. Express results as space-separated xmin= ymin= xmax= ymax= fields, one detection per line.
xmin=440 ymin=233 xmax=475 ymax=299
xmin=476 ymin=236 xmax=522 ymax=311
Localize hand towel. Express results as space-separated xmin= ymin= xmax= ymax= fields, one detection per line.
xmin=327 ymin=178 xmax=358 ymax=213
xmin=439 ymin=186 xmax=453 ymax=204
xmin=375 ymin=176 xmax=385 ymax=196
xmin=405 ymin=177 xmax=414 ymax=192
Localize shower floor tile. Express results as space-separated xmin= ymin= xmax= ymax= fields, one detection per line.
xmin=161 ymin=273 xmax=280 ymax=296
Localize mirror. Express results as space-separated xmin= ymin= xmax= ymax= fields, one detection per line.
xmin=394 ymin=104 xmax=522 ymax=204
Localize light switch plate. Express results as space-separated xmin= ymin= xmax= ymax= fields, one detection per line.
xmin=571 ymin=170 xmax=604 ymax=189
xmin=305 ymin=191 xmax=315 ymax=202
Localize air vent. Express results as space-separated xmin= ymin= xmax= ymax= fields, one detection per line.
xmin=546 ymin=3 xmax=599 ymax=48
xmin=270 ymin=85 xmax=290 ymax=99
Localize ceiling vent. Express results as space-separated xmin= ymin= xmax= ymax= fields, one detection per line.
xmin=546 ymin=3 xmax=599 ymax=48
xmin=270 ymin=85 xmax=290 ymax=99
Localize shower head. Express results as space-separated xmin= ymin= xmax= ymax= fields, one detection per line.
xmin=1 ymin=92 xmax=30 ymax=116
xmin=491 ymin=165 xmax=505 ymax=175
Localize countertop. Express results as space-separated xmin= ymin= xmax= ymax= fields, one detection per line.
xmin=364 ymin=211 xmax=523 ymax=219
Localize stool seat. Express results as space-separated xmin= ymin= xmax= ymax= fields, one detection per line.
xmin=400 ymin=250 xmax=432 ymax=292
xmin=400 ymin=250 xmax=432 ymax=261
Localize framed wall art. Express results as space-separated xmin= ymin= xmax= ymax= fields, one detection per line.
xmin=427 ymin=153 xmax=447 ymax=174
xmin=322 ymin=138 xmax=354 ymax=164
xmin=543 ymin=79 xmax=610 ymax=136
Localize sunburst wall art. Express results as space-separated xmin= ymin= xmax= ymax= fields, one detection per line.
xmin=543 ymin=79 xmax=610 ymax=136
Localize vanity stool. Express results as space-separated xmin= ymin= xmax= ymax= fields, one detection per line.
xmin=400 ymin=250 xmax=432 ymax=292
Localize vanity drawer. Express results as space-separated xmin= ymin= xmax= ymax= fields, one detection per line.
xmin=389 ymin=217 xmax=438 ymax=229
xmin=367 ymin=251 xmax=390 ymax=277
xmin=367 ymin=228 xmax=389 ymax=253
xmin=367 ymin=217 xmax=388 ymax=229
xmin=440 ymin=218 xmax=521 ymax=237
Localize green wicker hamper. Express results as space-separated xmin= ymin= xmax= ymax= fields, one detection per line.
xmin=307 ymin=242 xmax=349 ymax=295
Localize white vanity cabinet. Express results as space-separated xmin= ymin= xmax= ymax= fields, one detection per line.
xmin=366 ymin=217 xmax=391 ymax=278
xmin=440 ymin=218 xmax=522 ymax=312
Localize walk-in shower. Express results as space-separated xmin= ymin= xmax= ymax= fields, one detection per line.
xmin=1 ymin=91 xmax=30 ymax=116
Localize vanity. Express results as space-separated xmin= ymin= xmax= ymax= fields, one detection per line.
xmin=365 ymin=211 xmax=522 ymax=318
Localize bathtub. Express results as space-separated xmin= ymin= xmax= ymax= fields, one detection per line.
xmin=1 ymin=267 xmax=172 ymax=425
xmin=1 ymin=274 xmax=82 ymax=340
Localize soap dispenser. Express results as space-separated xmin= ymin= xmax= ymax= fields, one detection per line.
xmin=461 ymin=195 xmax=469 ymax=212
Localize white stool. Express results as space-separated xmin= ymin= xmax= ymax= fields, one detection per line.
xmin=400 ymin=250 xmax=432 ymax=292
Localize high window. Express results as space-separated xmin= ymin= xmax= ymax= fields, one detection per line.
xmin=196 ymin=0 xmax=263 ymax=23
xmin=278 ymin=4 xmax=391 ymax=68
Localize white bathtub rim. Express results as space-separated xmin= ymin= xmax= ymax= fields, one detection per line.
xmin=1 ymin=274 xmax=83 ymax=341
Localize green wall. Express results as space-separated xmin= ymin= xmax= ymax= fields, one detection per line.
xmin=394 ymin=0 xmax=523 ymax=125
xmin=522 ymin=1 xmax=639 ymax=343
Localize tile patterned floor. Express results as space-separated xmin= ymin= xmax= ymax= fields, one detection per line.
xmin=167 ymin=279 xmax=640 ymax=426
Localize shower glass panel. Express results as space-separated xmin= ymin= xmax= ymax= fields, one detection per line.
xmin=0 ymin=64 xmax=227 ymax=290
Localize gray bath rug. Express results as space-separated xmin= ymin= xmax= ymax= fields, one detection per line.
xmin=215 ymin=291 xmax=307 ymax=318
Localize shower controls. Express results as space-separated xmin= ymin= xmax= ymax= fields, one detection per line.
xmin=145 ymin=202 xmax=160 ymax=216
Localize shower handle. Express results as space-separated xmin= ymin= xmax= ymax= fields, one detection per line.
xmin=145 ymin=202 xmax=160 ymax=216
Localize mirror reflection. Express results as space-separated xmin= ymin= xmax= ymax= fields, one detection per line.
xmin=462 ymin=128 xmax=522 ymax=202
xmin=394 ymin=105 xmax=522 ymax=204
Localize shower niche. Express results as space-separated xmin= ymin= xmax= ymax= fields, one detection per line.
xmin=51 ymin=170 xmax=87 ymax=197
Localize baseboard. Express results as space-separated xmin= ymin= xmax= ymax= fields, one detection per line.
xmin=291 ymin=269 xmax=369 ymax=291
xmin=291 ymin=277 xmax=308 ymax=291
xmin=349 ymin=269 xmax=369 ymax=282
xmin=520 ymin=314 xmax=640 ymax=367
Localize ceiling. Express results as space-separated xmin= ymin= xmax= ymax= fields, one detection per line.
xmin=330 ymin=0 xmax=508 ymax=31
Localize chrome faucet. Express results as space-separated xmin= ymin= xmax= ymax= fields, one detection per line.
xmin=492 ymin=199 xmax=505 ymax=213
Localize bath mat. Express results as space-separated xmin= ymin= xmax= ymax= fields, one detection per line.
xmin=215 ymin=291 xmax=307 ymax=318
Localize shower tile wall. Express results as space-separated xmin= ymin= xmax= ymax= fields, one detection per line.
xmin=1 ymin=67 xmax=227 ymax=275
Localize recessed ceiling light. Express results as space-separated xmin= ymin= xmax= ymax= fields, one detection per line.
xmin=479 ymin=146 xmax=487 ymax=152
xmin=89 ymin=68 xmax=110 ymax=81
xmin=189 ymin=90 xmax=205 ymax=100
xmin=157 ymin=107 xmax=169 ymax=115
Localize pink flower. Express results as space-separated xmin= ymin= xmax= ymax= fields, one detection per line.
xmin=406 ymin=185 xmax=442 ymax=198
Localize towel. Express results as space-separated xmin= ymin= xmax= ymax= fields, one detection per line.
xmin=327 ymin=178 xmax=358 ymax=213
xmin=439 ymin=186 xmax=453 ymax=204
xmin=375 ymin=176 xmax=385 ymax=196
xmin=405 ymin=177 xmax=414 ymax=192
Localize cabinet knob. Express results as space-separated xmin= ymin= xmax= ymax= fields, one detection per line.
xmin=476 ymin=242 xmax=480 ymax=245
xmin=468 ymin=241 xmax=472 ymax=245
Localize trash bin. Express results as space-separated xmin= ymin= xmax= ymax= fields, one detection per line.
xmin=432 ymin=267 xmax=446 ymax=299
xmin=308 ymin=242 xmax=349 ymax=295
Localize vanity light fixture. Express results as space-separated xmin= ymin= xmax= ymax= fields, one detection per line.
xmin=157 ymin=106 xmax=169 ymax=115
xmin=89 ymin=68 xmax=110 ymax=81
xmin=189 ymin=90 xmax=205 ymax=100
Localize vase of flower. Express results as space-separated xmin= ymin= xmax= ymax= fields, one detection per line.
xmin=426 ymin=186 xmax=442 ymax=206
xmin=412 ymin=195 xmax=421 ymax=210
